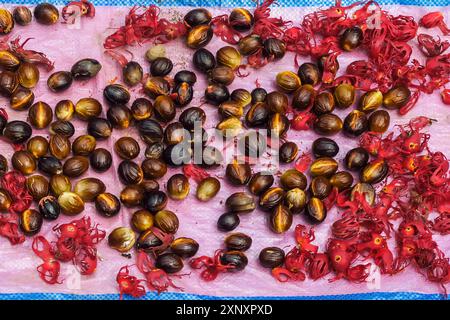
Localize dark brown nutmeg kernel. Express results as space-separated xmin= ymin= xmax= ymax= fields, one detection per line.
xmin=28 ymin=101 xmax=53 ymax=129
xmin=167 ymin=174 xmax=190 ymax=200
xmin=360 ymin=159 xmax=389 ymax=184
xmin=224 ymin=233 xmax=252 ymax=251
xmin=34 ymin=3 xmax=59 ymax=25
xmin=225 ymin=192 xmax=256 ymax=214
xmin=131 ymin=209 xmax=154 ymax=232
xmin=330 ymin=171 xmax=354 ymax=191
xmin=95 ymin=193 xmax=121 ymax=218
xmin=259 ymin=247 xmax=285 ymax=268
xmin=305 ymin=197 xmax=327 ymax=224
xmin=19 ymin=209 xmax=43 ymax=236
xmin=90 ymin=148 xmax=112 ymax=173
xmin=259 ymin=187 xmax=285 ymax=211
xmin=345 ymin=147 xmax=369 ymax=171
xmin=309 ymin=176 xmax=332 ymax=199
xmin=155 ymin=253 xmax=184 ymax=274
xmin=314 ymin=113 xmax=343 ymax=136
xmin=310 ymin=157 xmax=338 ymax=177
xmin=114 ymin=137 xmax=140 ymax=160
xmin=368 ymin=110 xmax=390 ymax=133
xmin=170 ymin=237 xmax=199 ymax=259
xmin=226 ymin=161 xmax=252 ymax=185
xmin=280 ymin=169 xmax=307 ymax=190
xmin=248 ymin=172 xmax=274 ymax=196
xmin=270 ymin=205 xmax=293 ymax=234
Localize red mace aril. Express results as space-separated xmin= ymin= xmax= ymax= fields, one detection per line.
xmin=211 ymin=15 xmax=242 ymax=44
xmin=9 ymin=37 xmax=54 ymax=71
xmin=31 ymin=216 xmax=107 ymax=283
xmin=136 ymin=251 xmax=185 ymax=293
xmin=271 ymin=267 xmax=306 ymax=282
xmin=0 ymin=215 xmax=25 ymax=245
xmin=291 ymin=111 xmax=315 ymax=131
xmin=32 ymin=236 xmax=62 ymax=285
xmin=332 ymin=214 xmax=360 ymax=239
xmin=309 ymin=253 xmax=330 ymax=280
xmin=74 ymin=246 xmax=98 ymax=275
xmin=104 ymin=6 xmax=187 ymax=49
xmin=190 ymin=249 xmax=235 ymax=281
xmin=253 ymin=0 xmax=292 ymax=40
xmin=294 ymin=152 xmax=312 ymax=173
xmin=116 ymin=266 xmax=146 ymax=299
xmin=182 ymin=164 xmax=210 ymax=183
xmin=295 ymin=225 xmax=318 ymax=254
xmin=432 ymin=214 xmax=450 ymax=235
xmin=417 ymin=34 xmax=450 ymax=57
xmin=62 ymin=0 xmax=95 ymax=24
xmin=420 ymin=12 xmax=450 ymax=36
xmin=0 ymin=170 xmax=33 ymax=214
xmin=442 ymin=89 xmax=450 ymax=104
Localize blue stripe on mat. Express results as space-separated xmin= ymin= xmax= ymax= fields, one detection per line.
xmin=1 ymin=0 xmax=450 ymax=7
xmin=0 ymin=291 xmax=447 ymax=300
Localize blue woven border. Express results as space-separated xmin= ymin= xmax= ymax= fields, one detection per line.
xmin=0 ymin=291 xmax=447 ymax=300
xmin=1 ymin=0 xmax=450 ymax=7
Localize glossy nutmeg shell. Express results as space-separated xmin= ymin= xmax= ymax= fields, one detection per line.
xmin=171 ymin=237 xmax=199 ymax=259
xmin=95 ymin=193 xmax=121 ymax=218
xmin=225 ymin=233 xmax=252 ymax=251
xmin=47 ymin=71 xmax=73 ymax=92
xmin=19 ymin=209 xmax=43 ymax=236
xmin=225 ymin=192 xmax=256 ymax=214
xmin=34 ymin=3 xmax=59 ymax=25
xmin=259 ymin=247 xmax=285 ymax=268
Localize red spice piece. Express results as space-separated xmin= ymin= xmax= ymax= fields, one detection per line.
xmin=190 ymin=249 xmax=235 ymax=281
xmin=294 ymin=152 xmax=312 ymax=173
xmin=295 ymin=225 xmax=318 ymax=254
xmin=332 ymin=214 xmax=360 ymax=240
xmin=0 ymin=215 xmax=25 ymax=245
xmin=418 ymin=34 xmax=450 ymax=57
xmin=253 ymin=0 xmax=292 ymax=40
xmin=136 ymin=251 xmax=185 ymax=294
xmin=62 ymin=0 xmax=95 ymax=23
xmin=420 ymin=12 xmax=450 ymax=36
xmin=442 ymin=89 xmax=450 ymax=105
xmin=291 ymin=111 xmax=315 ymax=131
xmin=271 ymin=267 xmax=306 ymax=282
xmin=309 ymin=253 xmax=330 ymax=280
xmin=116 ymin=266 xmax=146 ymax=299
xmin=182 ymin=164 xmax=210 ymax=183
xmin=0 ymin=171 xmax=32 ymax=215
xmin=32 ymin=236 xmax=62 ymax=285
xmin=103 ymin=6 xmax=186 ymax=49
xmin=210 ymin=15 xmax=242 ymax=45
xmin=9 ymin=37 xmax=54 ymax=71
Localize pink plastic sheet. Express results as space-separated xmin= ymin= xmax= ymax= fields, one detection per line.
xmin=0 ymin=5 xmax=449 ymax=298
